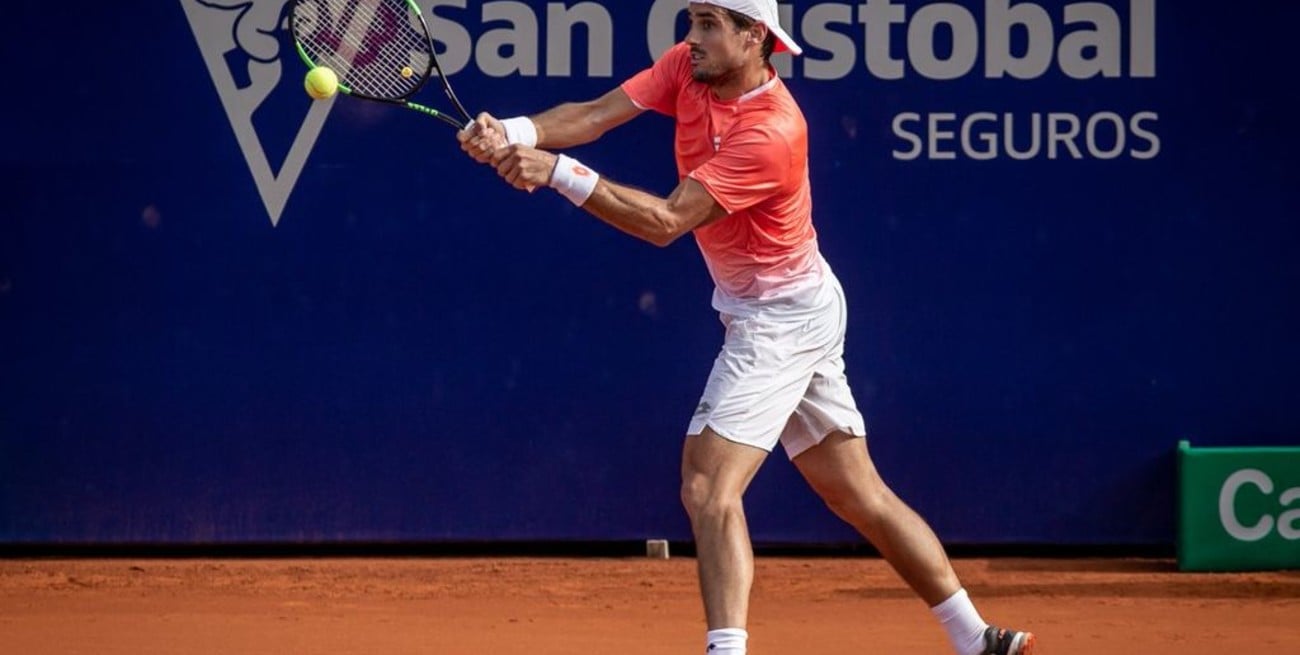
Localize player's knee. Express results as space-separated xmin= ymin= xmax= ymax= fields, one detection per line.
xmin=680 ymin=474 xmax=741 ymax=522
xmin=819 ymin=482 xmax=891 ymax=525
xmin=679 ymin=474 xmax=709 ymax=517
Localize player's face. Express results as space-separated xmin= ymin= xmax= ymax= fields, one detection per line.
xmin=685 ymin=6 xmax=759 ymax=83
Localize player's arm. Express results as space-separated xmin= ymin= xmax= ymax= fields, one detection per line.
xmin=581 ymin=176 xmax=727 ymax=247
xmin=528 ymin=88 xmax=643 ymax=149
xmin=490 ymin=146 xmax=727 ymax=247
xmin=458 ymin=88 xmax=642 ymax=162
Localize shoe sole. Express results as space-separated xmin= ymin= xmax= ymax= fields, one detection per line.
xmin=1013 ymin=632 xmax=1036 ymax=655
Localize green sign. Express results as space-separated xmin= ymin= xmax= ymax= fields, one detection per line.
xmin=1178 ymin=440 xmax=1300 ymax=571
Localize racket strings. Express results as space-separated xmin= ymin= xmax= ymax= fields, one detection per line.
xmin=294 ymin=0 xmax=432 ymax=100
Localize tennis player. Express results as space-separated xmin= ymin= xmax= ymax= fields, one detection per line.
xmin=458 ymin=2 xmax=1035 ymax=654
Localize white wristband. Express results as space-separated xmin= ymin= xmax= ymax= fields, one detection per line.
xmin=500 ymin=116 xmax=538 ymax=148
xmin=549 ymin=154 xmax=600 ymax=207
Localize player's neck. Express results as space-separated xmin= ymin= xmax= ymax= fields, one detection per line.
xmin=710 ymin=61 xmax=772 ymax=101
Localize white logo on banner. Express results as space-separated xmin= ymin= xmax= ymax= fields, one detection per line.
xmin=181 ymin=0 xmax=334 ymax=226
xmin=1219 ymin=469 xmax=1300 ymax=543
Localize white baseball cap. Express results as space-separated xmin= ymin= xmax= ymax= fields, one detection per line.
xmin=690 ymin=0 xmax=803 ymax=56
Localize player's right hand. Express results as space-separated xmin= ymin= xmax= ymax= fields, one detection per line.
xmin=457 ymin=113 xmax=508 ymax=165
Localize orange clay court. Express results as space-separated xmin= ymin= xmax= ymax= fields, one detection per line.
xmin=1 ymin=556 xmax=1297 ymax=654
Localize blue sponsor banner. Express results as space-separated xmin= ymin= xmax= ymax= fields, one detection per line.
xmin=1 ymin=1 xmax=1297 ymax=544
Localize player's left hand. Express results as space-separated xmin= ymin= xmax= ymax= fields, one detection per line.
xmin=458 ymin=113 xmax=508 ymax=165
xmin=490 ymin=145 xmax=557 ymax=193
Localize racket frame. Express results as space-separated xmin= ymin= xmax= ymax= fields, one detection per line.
xmin=290 ymin=0 xmax=472 ymax=129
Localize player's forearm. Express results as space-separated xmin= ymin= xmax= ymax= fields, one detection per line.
xmin=530 ymin=101 xmax=612 ymax=149
xmin=492 ymin=147 xmax=711 ymax=244
xmin=581 ymin=180 xmax=687 ymax=247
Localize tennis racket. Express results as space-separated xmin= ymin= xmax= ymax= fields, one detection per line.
xmin=290 ymin=0 xmax=472 ymax=130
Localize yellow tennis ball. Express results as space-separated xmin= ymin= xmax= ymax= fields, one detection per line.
xmin=401 ymin=66 xmax=414 ymax=79
xmin=304 ymin=67 xmax=338 ymax=100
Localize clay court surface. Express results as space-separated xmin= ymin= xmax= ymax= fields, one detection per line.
xmin=2 ymin=556 xmax=1297 ymax=654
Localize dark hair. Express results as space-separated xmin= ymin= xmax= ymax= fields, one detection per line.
xmin=724 ymin=9 xmax=776 ymax=61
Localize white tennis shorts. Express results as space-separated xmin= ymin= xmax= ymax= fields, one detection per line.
xmin=687 ymin=278 xmax=867 ymax=459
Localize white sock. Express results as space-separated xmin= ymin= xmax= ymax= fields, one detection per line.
xmin=930 ymin=588 xmax=989 ymax=655
xmin=705 ymin=628 xmax=747 ymax=655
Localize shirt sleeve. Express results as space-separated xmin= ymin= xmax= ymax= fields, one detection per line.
xmin=688 ymin=125 xmax=792 ymax=214
xmin=620 ymin=42 xmax=690 ymax=117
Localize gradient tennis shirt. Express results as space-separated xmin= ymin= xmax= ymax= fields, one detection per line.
xmin=622 ymin=42 xmax=827 ymax=317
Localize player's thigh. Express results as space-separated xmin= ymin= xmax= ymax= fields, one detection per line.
xmin=790 ymin=431 xmax=888 ymax=511
xmin=680 ymin=426 xmax=769 ymax=506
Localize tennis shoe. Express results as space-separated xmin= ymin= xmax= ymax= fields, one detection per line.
xmin=980 ymin=625 xmax=1035 ymax=655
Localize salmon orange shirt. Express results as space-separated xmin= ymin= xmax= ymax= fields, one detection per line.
xmin=621 ymin=42 xmax=825 ymax=312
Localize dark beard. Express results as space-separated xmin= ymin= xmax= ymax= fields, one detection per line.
xmin=693 ymin=64 xmax=738 ymax=87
